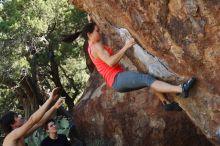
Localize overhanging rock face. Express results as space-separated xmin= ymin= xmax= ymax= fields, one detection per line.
xmin=71 ymin=0 xmax=220 ymax=145
xmin=74 ymin=72 xmax=212 ymax=146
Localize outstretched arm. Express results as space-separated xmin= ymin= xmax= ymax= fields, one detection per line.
xmin=95 ymin=38 xmax=135 ymax=67
xmin=25 ymin=97 xmax=65 ymax=137
xmin=6 ymin=88 xmax=63 ymax=141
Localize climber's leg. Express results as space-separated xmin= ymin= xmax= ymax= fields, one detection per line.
xmin=153 ymin=90 xmax=182 ymax=111
xmin=112 ymin=71 xmax=196 ymax=97
xmin=150 ymin=80 xmax=181 ymax=93
xmin=153 ymin=91 xmax=169 ymax=104
xmin=163 ymin=101 xmax=182 ymax=111
xmin=150 ymin=77 xmax=196 ymax=97
xmin=112 ymin=71 xmax=155 ymax=92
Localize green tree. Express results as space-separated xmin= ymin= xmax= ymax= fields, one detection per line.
xmin=0 ymin=0 xmax=88 ymax=125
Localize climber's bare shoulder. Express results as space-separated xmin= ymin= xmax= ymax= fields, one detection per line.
xmin=3 ymin=138 xmax=25 ymax=146
xmin=91 ymin=42 xmax=104 ymax=51
xmin=91 ymin=42 xmax=106 ymax=58
xmin=3 ymin=133 xmax=26 ymax=146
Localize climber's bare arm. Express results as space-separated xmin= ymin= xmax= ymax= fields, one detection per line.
xmin=93 ymin=39 xmax=135 ymax=67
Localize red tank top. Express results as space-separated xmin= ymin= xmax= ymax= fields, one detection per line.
xmin=88 ymin=45 xmax=123 ymax=87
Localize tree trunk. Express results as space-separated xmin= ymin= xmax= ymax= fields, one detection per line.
xmin=48 ymin=45 xmax=74 ymax=111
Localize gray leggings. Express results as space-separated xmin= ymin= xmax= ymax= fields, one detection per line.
xmin=112 ymin=71 xmax=156 ymax=92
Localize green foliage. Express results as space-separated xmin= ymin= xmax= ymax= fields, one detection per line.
xmin=0 ymin=87 xmax=18 ymax=116
xmin=0 ymin=0 xmax=89 ymax=144
xmin=0 ymin=0 xmax=88 ymax=105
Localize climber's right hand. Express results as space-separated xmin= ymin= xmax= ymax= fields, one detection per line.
xmin=124 ymin=38 xmax=135 ymax=49
xmin=87 ymin=13 xmax=93 ymax=23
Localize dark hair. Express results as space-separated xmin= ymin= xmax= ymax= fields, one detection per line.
xmin=62 ymin=22 xmax=96 ymax=43
xmin=0 ymin=111 xmax=17 ymax=134
xmin=44 ymin=119 xmax=55 ymax=130
xmin=81 ymin=22 xmax=96 ymax=40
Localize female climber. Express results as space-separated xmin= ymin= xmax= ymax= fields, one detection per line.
xmin=62 ymin=15 xmax=196 ymax=111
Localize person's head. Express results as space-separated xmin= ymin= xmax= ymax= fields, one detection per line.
xmin=0 ymin=111 xmax=23 ymax=134
xmin=62 ymin=22 xmax=99 ymax=43
xmin=81 ymin=22 xmax=100 ymax=42
xmin=44 ymin=119 xmax=57 ymax=134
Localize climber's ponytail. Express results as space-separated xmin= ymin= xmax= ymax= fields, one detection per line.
xmin=61 ymin=31 xmax=82 ymax=43
xmin=62 ymin=22 xmax=96 ymax=43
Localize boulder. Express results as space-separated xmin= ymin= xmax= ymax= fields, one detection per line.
xmin=71 ymin=0 xmax=220 ymax=145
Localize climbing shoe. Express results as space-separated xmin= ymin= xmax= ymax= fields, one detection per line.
xmin=181 ymin=77 xmax=196 ymax=98
xmin=163 ymin=101 xmax=182 ymax=111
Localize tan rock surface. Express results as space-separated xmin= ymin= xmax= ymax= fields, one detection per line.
xmin=71 ymin=0 xmax=220 ymax=145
